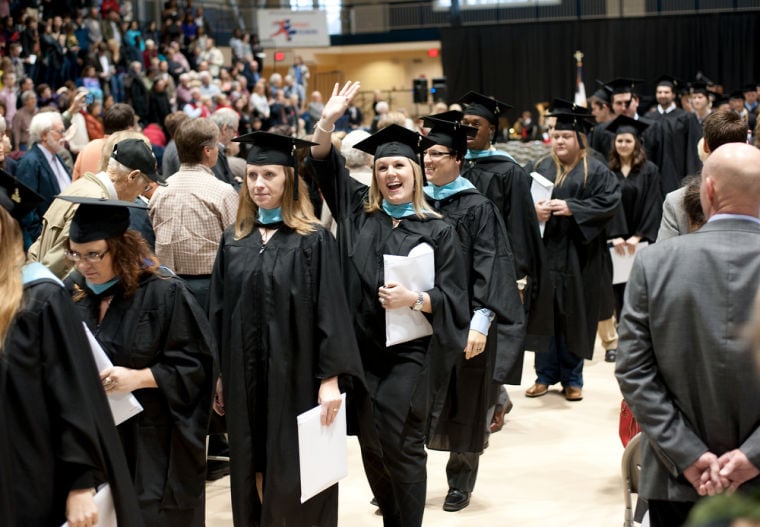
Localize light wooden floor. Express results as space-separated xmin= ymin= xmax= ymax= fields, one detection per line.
xmin=206 ymin=340 xmax=629 ymax=526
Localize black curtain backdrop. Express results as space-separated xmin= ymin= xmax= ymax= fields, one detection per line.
xmin=441 ymin=12 xmax=760 ymax=121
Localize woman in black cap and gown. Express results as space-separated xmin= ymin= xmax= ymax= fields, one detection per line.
xmin=605 ymin=114 xmax=663 ymax=319
xmin=306 ymin=81 xmax=469 ymax=527
xmin=207 ymin=131 xmax=365 ymax=527
xmin=62 ymin=196 xmax=214 ymax=527
xmin=0 ymin=173 xmax=144 ymax=527
xmin=524 ymin=103 xmax=621 ymax=402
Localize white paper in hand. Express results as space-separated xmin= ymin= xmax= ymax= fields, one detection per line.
xmin=530 ymin=171 xmax=554 ymax=237
xmin=383 ymin=243 xmax=435 ymax=346
xmin=61 ymin=484 xmax=116 ymax=527
xmin=82 ymin=323 xmax=143 ymax=426
xmin=610 ymin=241 xmax=648 ymax=284
xmin=297 ymin=393 xmax=348 ymax=503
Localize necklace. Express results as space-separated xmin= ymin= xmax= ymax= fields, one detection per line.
xmin=259 ymin=227 xmax=276 ymax=254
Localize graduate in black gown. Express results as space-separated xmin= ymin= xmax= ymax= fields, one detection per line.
xmin=524 ymin=105 xmax=621 ymax=402
xmin=306 ymin=82 xmax=469 ymax=527
xmin=605 ymin=115 xmax=663 ymax=317
xmin=0 ymin=173 xmax=144 ymax=527
xmin=208 ymin=132 xmax=365 ymax=527
xmin=62 ymin=197 xmax=213 ymax=527
xmin=649 ymin=75 xmax=702 ymax=196
xmin=456 ymin=91 xmax=547 ymax=335
xmin=419 ymin=113 xmax=525 ymax=512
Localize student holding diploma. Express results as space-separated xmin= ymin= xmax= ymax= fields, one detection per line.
xmin=0 ymin=172 xmax=143 ymax=527
xmin=61 ymin=197 xmax=214 ymax=527
xmin=208 ymin=131 xmax=364 ymax=527
xmin=307 ymin=82 xmax=468 ymax=527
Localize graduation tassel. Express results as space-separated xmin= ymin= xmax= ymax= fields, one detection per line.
xmin=418 ymin=136 xmax=427 ymax=185
xmin=292 ymin=143 xmax=299 ymax=201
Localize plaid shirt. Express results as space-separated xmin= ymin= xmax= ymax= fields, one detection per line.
xmin=149 ymin=164 xmax=239 ymax=275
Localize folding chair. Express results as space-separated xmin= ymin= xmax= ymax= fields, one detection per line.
xmin=622 ymin=432 xmax=642 ymax=527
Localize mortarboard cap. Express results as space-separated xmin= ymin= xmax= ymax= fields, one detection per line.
xmin=353 ymin=124 xmax=435 ymax=163
xmin=655 ymin=74 xmax=680 ymax=90
xmin=729 ymin=90 xmax=745 ymax=100
xmin=713 ymin=95 xmax=730 ymax=108
xmin=589 ymin=80 xmax=612 ymax=104
xmin=111 ymin=138 xmax=165 ymax=186
xmin=743 ymin=83 xmax=758 ymax=93
xmin=457 ymin=91 xmax=513 ymax=139
xmin=689 ymin=80 xmax=710 ymax=96
xmin=421 ymin=111 xmax=477 ymax=156
xmin=232 ymin=132 xmax=317 ymax=200
xmin=606 ymin=114 xmax=649 ymax=137
xmin=546 ymin=98 xmax=595 ymax=135
xmin=603 ymin=77 xmax=644 ymax=95
xmin=0 ymin=168 xmax=43 ymax=221
xmin=58 ymin=196 xmax=147 ymax=243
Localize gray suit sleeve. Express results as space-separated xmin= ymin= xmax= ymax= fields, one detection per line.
xmin=657 ymin=192 xmax=680 ymax=242
xmin=615 ymin=253 xmax=708 ymax=477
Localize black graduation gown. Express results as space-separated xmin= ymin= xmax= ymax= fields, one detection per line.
xmin=208 ymin=224 xmax=365 ymax=527
xmin=424 ymin=187 xmax=525 ymax=454
xmin=648 ymin=109 xmax=702 ymax=196
xmin=589 ymin=119 xmax=614 ymax=159
xmin=606 ymin=161 xmax=663 ymax=243
xmin=526 ymin=155 xmax=621 ymax=360
xmin=460 ymin=153 xmax=551 ymax=337
xmin=65 ymin=269 xmax=213 ymax=527
xmin=306 ymin=148 xmax=469 ymax=422
xmin=3 ymin=268 xmax=143 ymax=527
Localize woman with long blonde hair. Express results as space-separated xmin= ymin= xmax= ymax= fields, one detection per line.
xmin=208 ymin=131 xmax=365 ymax=527
xmin=525 ymin=102 xmax=621 ymax=402
xmin=306 ymin=82 xmax=469 ymax=527
xmin=0 ymin=174 xmax=143 ymax=527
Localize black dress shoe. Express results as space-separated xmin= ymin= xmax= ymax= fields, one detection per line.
xmin=206 ymin=460 xmax=230 ymax=481
xmin=605 ymin=349 xmax=617 ymax=362
xmin=443 ymin=488 xmax=471 ymax=512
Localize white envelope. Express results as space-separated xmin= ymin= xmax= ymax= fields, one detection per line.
xmin=83 ymin=323 xmax=143 ymax=426
xmin=61 ymin=484 xmax=115 ymax=527
xmin=297 ymin=393 xmax=348 ymax=503
xmin=383 ymin=243 xmax=434 ymax=347
xmin=610 ymin=241 xmax=649 ymax=284
xmin=530 ymin=171 xmax=554 ymax=237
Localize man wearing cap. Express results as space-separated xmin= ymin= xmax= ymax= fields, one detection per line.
xmin=649 ymin=75 xmax=702 ymax=197
xmin=72 ymin=103 xmax=136 ymax=181
xmin=457 ymin=91 xmax=548 ymax=339
xmin=27 ymin=137 xmax=164 ymax=278
xmin=588 ymin=83 xmax=615 ymax=157
xmin=149 ymin=117 xmax=238 ymax=308
xmin=421 ymin=112 xmax=525 ymax=512
xmin=689 ymin=81 xmax=713 ymax=124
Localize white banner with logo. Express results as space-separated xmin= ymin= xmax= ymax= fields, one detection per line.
xmin=257 ymin=10 xmax=330 ymax=48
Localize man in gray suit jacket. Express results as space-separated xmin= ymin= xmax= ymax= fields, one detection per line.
xmin=616 ymin=142 xmax=760 ymax=527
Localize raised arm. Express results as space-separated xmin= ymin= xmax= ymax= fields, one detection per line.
xmin=311 ymin=80 xmax=361 ymax=160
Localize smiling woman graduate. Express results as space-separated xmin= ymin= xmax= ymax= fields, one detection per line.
xmin=306 ymin=82 xmax=469 ymax=527
xmin=207 ymin=131 xmax=365 ymax=527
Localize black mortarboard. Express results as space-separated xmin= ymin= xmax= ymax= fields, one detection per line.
xmin=606 ymin=114 xmax=649 ymax=137
xmin=713 ymin=95 xmax=730 ymax=108
xmin=0 ymin=168 xmax=43 ymax=221
xmin=590 ymin=80 xmax=612 ymax=104
xmin=354 ymin=124 xmax=435 ymax=164
xmin=729 ymin=90 xmax=745 ymax=100
xmin=743 ymin=83 xmax=757 ymax=93
xmin=111 ymin=138 xmax=165 ymax=186
xmin=690 ymin=81 xmax=710 ymax=96
xmin=546 ymin=99 xmax=594 ymax=147
xmin=57 ymin=196 xmax=147 ymax=243
xmin=655 ymin=74 xmax=679 ymax=90
xmin=422 ymin=111 xmax=477 ymax=156
xmin=603 ymin=78 xmax=644 ymax=95
xmin=457 ymin=91 xmax=513 ymax=138
xmin=232 ymin=132 xmax=317 ymax=200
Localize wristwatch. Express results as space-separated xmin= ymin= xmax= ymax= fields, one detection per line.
xmin=411 ymin=291 xmax=424 ymax=311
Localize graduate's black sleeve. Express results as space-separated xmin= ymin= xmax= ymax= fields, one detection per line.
xmin=566 ymin=164 xmax=622 ymax=244
xmin=208 ymin=230 xmax=228 ymax=377
xmin=635 ymin=162 xmax=664 ymax=243
xmin=148 ymin=278 xmax=214 ymax=509
xmin=306 ymin=145 xmax=368 ymax=222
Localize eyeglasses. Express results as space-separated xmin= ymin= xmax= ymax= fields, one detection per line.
xmin=64 ymin=248 xmax=109 ymax=263
xmin=424 ymin=150 xmax=454 ymax=160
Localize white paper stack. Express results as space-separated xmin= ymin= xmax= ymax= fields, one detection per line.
xmin=297 ymin=393 xmax=348 ymax=503
xmin=83 ymin=323 xmax=143 ymax=426
xmin=383 ymin=243 xmax=435 ymax=347
xmin=610 ymin=241 xmax=649 ymax=284
xmin=529 ymin=171 xmax=554 ymax=237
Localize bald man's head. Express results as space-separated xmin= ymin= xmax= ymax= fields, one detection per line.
xmin=701 ymin=143 xmax=760 ymax=218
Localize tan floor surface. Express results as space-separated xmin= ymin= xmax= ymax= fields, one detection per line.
xmin=206 ymin=340 xmax=628 ymax=526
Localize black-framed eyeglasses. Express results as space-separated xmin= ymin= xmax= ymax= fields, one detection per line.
xmin=424 ymin=150 xmax=454 ymax=160
xmin=64 ymin=248 xmax=109 ymax=263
